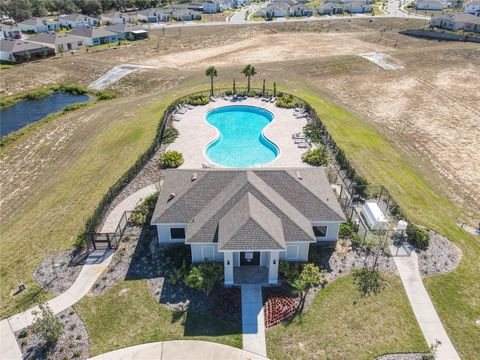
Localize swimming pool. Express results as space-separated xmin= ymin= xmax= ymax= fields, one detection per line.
xmin=205 ymin=105 xmax=279 ymax=168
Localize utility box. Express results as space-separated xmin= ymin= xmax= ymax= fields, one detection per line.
xmin=361 ymin=202 xmax=388 ymax=230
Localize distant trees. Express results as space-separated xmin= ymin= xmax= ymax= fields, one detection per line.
xmin=1 ymin=0 xmax=33 ymax=22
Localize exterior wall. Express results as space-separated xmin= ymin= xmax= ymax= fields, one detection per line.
xmin=191 ymin=243 xmax=224 ymax=262
xmin=0 ymin=50 xmax=12 ymax=62
xmin=267 ymin=252 xmax=279 ymax=284
xmin=224 ymin=251 xmax=234 ymax=285
xmin=156 ymin=224 xmax=187 ymax=244
xmin=416 ymin=1 xmax=445 ymax=9
xmin=312 ymin=221 xmax=341 ymax=241
xmin=279 ymin=242 xmax=310 ymax=261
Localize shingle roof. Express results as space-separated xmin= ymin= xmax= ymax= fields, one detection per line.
xmin=19 ymin=17 xmax=54 ymax=26
xmin=60 ymin=13 xmax=98 ymax=22
xmin=152 ymin=168 xmax=345 ymax=249
xmin=28 ymin=32 xmax=85 ymax=45
xmin=435 ymin=12 xmax=480 ymax=23
xmin=105 ymin=23 xmax=146 ymax=33
xmin=67 ymin=26 xmax=117 ymax=39
xmin=0 ymin=38 xmax=49 ymax=53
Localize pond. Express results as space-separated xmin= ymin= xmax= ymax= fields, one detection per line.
xmin=0 ymin=92 xmax=91 ymax=137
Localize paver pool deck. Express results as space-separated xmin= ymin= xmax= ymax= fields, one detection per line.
xmin=168 ymin=98 xmax=310 ymax=169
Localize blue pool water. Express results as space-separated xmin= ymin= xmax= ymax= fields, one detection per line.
xmin=205 ymin=105 xmax=278 ymax=168
xmin=0 ymin=92 xmax=91 ymax=136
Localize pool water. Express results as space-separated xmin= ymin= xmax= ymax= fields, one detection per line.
xmin=206 ymin=105 xmax=278 ymax=168
xmin=0 ymin=92 xmax=91 ymax=137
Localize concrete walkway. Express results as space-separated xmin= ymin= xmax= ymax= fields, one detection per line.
xmin=0 ymin=250 xmax=113 ymax=360
xmin=101 ymin=184 xmax=158 ymax=233
xmin=390 ymin=245 xmax=461 ymax=360
xmin=241 ymin=285 xmax=267 ymax=357
xmin=89 ymin=340 xmax=267 ymax=360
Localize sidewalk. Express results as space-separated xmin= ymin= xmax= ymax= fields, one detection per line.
xmin=390 ymin=245 xmax=460 ymax=360
xmin=89 ymin=340 xmax=267 ymax=360
xmin=241 ymin=285 xmax=267 ymax=357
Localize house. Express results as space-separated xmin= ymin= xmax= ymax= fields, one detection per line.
xmin=27 ymin=32 xmax=86 ymax=52
xmin=344 ymin=1 xmax=373 ymax=12
xmin=172 ymin=9 xmax=202 ymax=21
xmin=203 ymin=1 xmax=221 ymax=13
xmin=59 ymin=13 xmax=99 ymax=28
xmin=67 ymin=27 xmax=118 ymax=46
xmin=0 ymin=24 xmax=21 ymax=39
xmin=259 ymin=3 xmax=290 ymax=17
xmin=324 ymin=0 xmax=343 ymax=4
xmin=137 ymin=9 xmax=171 ymax=23
xmin=105 ymin=23 xmax=149 ymax=40
xmin=464 ymin=0 xmax=480 ymax=16
xmin=151 ymin=168 xmax=346 ymax=286
xmin=431 ymin=12 xmax=480 ymax=32
xmin=316 ymin=3 xmax=344 ymax=14
xmin=0 ymin=38 xmax=55 ymax=63
xmin=100 ymin=11 xmax=129 ymax=25
xmin=272 ymin=0 xmax=297 ymax=5
xmin=289 ymin=4 xmax=314 ymax=16
xmin=18 ymin=18 xmax=60 ymax=33
xmin=415 ymin=0 xmax=445 ymax=10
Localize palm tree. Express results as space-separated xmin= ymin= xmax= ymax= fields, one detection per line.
xmin=241 ymin=64 xmax=256 ymax=93
xmin=205 ymin=66 xmax=218 ymax=96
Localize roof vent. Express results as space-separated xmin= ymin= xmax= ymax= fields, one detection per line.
xmin=191 ymin=172 xmax=198 ymax=182
xmin=296 ymin=171 xmax=302 ymax=180
xmin=168 ymin=192 xmax=176 ymax=201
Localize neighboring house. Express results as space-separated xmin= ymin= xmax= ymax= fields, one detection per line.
xmin=415 ymin=0 xmax=445 ymax=10
xmin=324 ymin=0 xmax=343 ymax=4
xmin=137 ymin=9 xmax=171 ymax=23
xmin=59 ymin=13 xmax=99 ymax=28
xmin=0 ymin=24 xmax=21 ymax=39
xmin=100 ymin=11 xmax=129 ymax=25
xmin=27 ymin=32 xmax=86 ymax=52
xmin=172 ymin=9 xmax=202 ymax=21
xmin=18 ymin=18 xmax=60 ymax=33
xmin=464 ymin=0 xmax=480 ymax=16
xmin=0 ymin=38 xmax=55 ymax=63
xmin=289 ymin=4 xmax=314 ymax=16
xmin=259 ymin=3 xmax=290 ymax=17
xmin=316 ymin=3 xmax=344 ymax=14
xmin=105 ymin=23 xmax=149 ymax=40
xmin=151 ymin=169 xmax=346 ymax=286
xmin=203 ymin=0 xmax=221 ymax=13
xmin=431 ymin=12 xmax=480 ymax=31
xmin=67 ymin=27 xmax=118 ymax=46
xmin=272 ymin=0 xmax=298 ymax=5
xmin=344 ymin=1 xmax=373 ymax=12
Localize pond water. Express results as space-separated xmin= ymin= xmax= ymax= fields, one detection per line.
xmin=0 ymin=92 xmax=91 ymax=136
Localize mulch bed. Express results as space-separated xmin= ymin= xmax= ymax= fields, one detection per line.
xmin=417 ymin=231 xmax=462 ymax=276
xmin=33 ymin=249 xmax=88 ymax=295
xmin=375 ymin=353 xmax=425 ymax=360
xmin=263 ymin=286 xmax=299 ymax=328
xmin=16 ymin=307 xmax=89 ymax=360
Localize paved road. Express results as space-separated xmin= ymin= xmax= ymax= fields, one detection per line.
xmin=390 ymin=245 xmax=461 ymax=360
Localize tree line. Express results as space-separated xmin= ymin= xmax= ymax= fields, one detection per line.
xmin=1 ymin=0 xmax=171 ymax=21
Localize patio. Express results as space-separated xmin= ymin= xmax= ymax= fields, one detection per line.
xmin=167 ymin=98 xmax=311 ymax=169
xmin=234 ymin=266 xmax=269 ymax=285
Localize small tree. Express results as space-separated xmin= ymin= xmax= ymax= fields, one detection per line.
xmin=301 ymin=147 xmax=330 ymax=166
xmin=159 ymin=150 xmax=184 ymax=168
xmin=184 ymin=262 xmax=224 ymax=295
xmin=130 ymin=192 xmax=159 ymax=226
xmin=406 ymin=224 xmax=430 ymax=250
xmin=241 ymin=64 xmax=257 ymax=92
xmin=32 ymin=303 xmax=64 ymax=348
xmin=292 ymin=263 xmax=324 ymax=313
xmin=205 ymin=66 xmax=218 ymax=96
xmin=233 ymin=77 xmax=236 ymax=94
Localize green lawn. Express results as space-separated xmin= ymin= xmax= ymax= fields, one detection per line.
xmin=297 ymin=90 xmax=480 ymax=359
xmin=74 ymin=280 xmax=242 ymax=356
xmin=267 ymin=274 xmax=428 ymax=359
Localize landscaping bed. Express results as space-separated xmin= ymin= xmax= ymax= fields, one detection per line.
xmin=263 ymin=286 xmax=299 ymax=328
xmin=375 ymin=354 xmax=424 ymax=360
xmin=33 ymin=249 xmax=88 ymax=295
xmin=417 ymin=231 xmax=461 ymax=276
xmin=16 ymin=307 xmax=89 ymax=360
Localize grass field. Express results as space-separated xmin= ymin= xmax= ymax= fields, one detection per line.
xmin=267 ymin=274 xmax=428 ymax=359
xmin=74 ymin=280 xmax=242 ymax=356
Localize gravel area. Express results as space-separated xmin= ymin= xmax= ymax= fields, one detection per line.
xmin=375 ymin=354 xmax=425 ymax=360
xmin=16 ymin=307 xmax=89 ymax=360
xmin=33 ymin=249 xmax=88 ymax=295
xmin=417 ymin=230 xmax=462 ymax=276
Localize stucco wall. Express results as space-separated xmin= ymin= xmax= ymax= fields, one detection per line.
xmin=191 ymin=243 xmax=224 ymax=262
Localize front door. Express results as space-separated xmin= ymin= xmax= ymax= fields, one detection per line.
xmin=240 ymin=252 xmax=260 ymax=266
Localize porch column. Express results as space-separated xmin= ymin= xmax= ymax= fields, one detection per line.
xmin=224 ymin=251 xmax=234 ymax=285
xmin=268 ymin=251 xmax=279 ymax=285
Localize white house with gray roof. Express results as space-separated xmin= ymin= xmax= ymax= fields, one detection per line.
xmin=151 ymin=168 xmax=345 ymax=286
xmin=59 ymin=13 xmax=99 ymax=28
xmin=67 ymin=26 xmax=118 ymax=46
xmin=415 ymin=0 xmax=445 ymax=10
xmin=28 ymin=32 xmax=87 ymax=52
xmin=18 ymin=18 xmax=60 ymax=33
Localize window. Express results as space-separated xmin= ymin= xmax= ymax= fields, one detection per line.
xmin=170 ymin=228 xmax=185 ymax=240
xmin=313 ymin=225 xmax=328 ymax=238
xmin=78 ymin=41 xmax=82 ymax=46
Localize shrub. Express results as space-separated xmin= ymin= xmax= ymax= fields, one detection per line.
xmin=276 ymin=95 xmax=294 ymax=108
xmin=95 ymin=91 xmax=117 ymax=101
xmin=184 ymin=262 xmax=224 ymax=295
xmin=19 ymin=329 xmax=28 ymax=338
xmin=159 ymin=150 xmax=184 ymax=168
xmin=62 ymin=103 xmax=88 ymax=113
xmin=32 ymin=304 xmax=64 ymax=347
xmin=279 ymin=261 xmax=304 ymax=284
xmin=339 ymin=220 xmax=354 ymax=239
xmin=186 ymin=95 xmax=209 ymax=106
xmin=56 ymin=84 xmax=88 ymax=95
xmin=23 ymin=89 xmax=52 ymax=100
xmin=406 ymin=224 xmax=430 ymax=250
xmin=326 ymin=167 xmax=338 ymax=184
xmin=353 ymin=174 xmax=369 ymax=198
xmin=163 ymin=128 xmax=179 ymax=144
xmin=299 ymin=263 xmax=325 ymax=288
xmin=303 ymin=122 xmax=323 ymax=144
xmin=301 ymin=147 xmax=330 ymax=166
xmin=0 ymin=98 xmax=17 ymax=110
xmin=130 ymin=192 xmax=159 ymax=226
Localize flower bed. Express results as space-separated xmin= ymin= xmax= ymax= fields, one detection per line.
xmin=264 ymin=294 xmax=299 ymax=328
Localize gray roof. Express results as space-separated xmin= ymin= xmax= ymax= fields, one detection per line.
xmin=60 ymin=13 xmax=98 ymax=22
xmin=152 ymin=168 xmax=345 ymax=249
xmin=0 ymin=38 xmax=50 ymax=53
xmin=19 ymin=17 xmax=56 ymax=26
xmin=435 ymin=12 xmax=480 ymax=23
xmin=105 ymin=23 xmax=146 ymax=33
xmin=28 ymin=32 xmax=85 ymax=46
xmin=67 ymin=26 xmax=117 ymax=39
xmin=1 ymin=24 xmax=20 ymax=31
